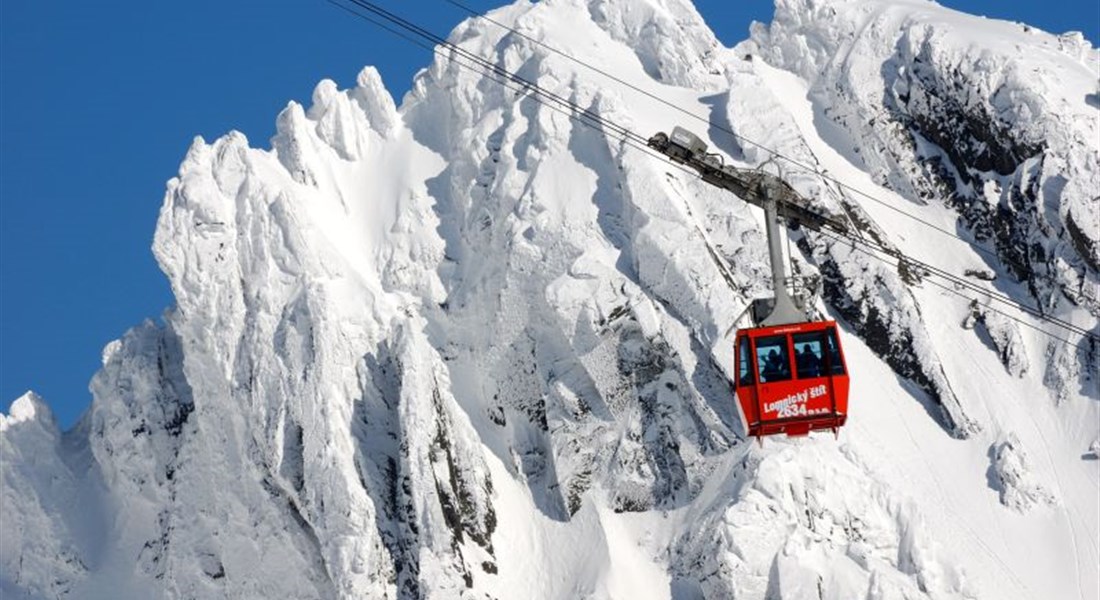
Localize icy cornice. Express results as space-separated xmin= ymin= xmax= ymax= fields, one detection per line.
xmin=0 ymin=391 xmax=57 ymax=434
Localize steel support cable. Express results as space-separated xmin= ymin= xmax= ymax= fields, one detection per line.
xmin=331 ymin=0 xmax=758 ymax=310
xmin=440 ymin=0 xmax=1043 ymax=276
xmin=328 ymin=1 xmax=444 ymax=57
xmin=839 ymin=229 xmax=1095 ymax=339
xmin=814 ymin=228 xmax=1095 ymax=339
xmin=330 ymin=0 xmax=779 ymax=194
xmin=815 ymin=229 xmax=1093 ymax=347
xmin=922 ymin=278 xmax=1086 ymax=349
xmin=330 ymin=0 xmax=1097 ymax=346
xmin=336 ymin=0 xmax=648 ymax=147
xmin=330 ymin=0 xmax=720 ymax=182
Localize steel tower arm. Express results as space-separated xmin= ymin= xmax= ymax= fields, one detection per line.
xmin=648 ymin=127 xmax=855 ymax=326
xmin=646 ymin=129 xmax=849 ymax=236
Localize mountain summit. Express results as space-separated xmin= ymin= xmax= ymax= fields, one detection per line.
xmin=3 ymin=0 xmax=1097 ymax=598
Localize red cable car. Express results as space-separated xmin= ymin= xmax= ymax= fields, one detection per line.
xmin=648 ymin=126 xmax=854 ymax=440
xmin=734 ymin=320 xmax=849 ymax=438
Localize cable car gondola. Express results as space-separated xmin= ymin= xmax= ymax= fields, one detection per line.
xmin=734 ymin=320 xmax=848 ymax=437
xmin=648 ymin=127 xmax=852 ymax=439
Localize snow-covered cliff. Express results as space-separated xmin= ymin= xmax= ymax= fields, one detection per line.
xmin=3 ymin=0 xmax=1097 ymax=598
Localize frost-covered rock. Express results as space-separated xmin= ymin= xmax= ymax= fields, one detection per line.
xmin=748 ymin=0 xmax=1100 ymax=337
xmin=990 ymin=434 xmax=1056 ymax=511
xmin=0 ymin=393 xmax=87 ymax=598
xmin=965 ymin=300 xmax=1029 ymax=376
xmin=2 ymin=0 xmax=1097 ymax=598
xmin=669 ymin=445 xmax=973 ymax=599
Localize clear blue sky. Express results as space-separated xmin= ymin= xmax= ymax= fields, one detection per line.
xmin=1 ymin=0 xmax=1096 ymax=429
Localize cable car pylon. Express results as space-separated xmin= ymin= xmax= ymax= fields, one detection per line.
xmin=648 ymin=127 xmax=851 ymax=440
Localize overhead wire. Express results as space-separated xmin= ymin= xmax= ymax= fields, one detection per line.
xmin=336 ymin=0 xmax=646 ymax=145
xmin=330 ymin=0 xmax=749 ymax=183
xmin=440 ymin=0 xmax=1040 ymax=277
xmin=816 ymin=229 xmax=1089 ymax=348
xmin=815 ymin=229 xmax=1093 ymax=339
xmin=328 ymin=1 xmax=443 ymax=57
xmin=327 ymin=0 xmax=1098 ymax=346
xmin=330 ymin=0 xmax=754 ymax=297
xmin=436 ymin=0 xmax=1097 ymax=345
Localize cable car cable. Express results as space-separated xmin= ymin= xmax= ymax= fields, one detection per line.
xmin=330 ymin=0 xmax=1098 ymax=347
xmin=335 ymin=0 xmax=646 ymax=146
xmin=816 ymin=226 xmax=1096 ymax=341
xmin=331 ymin=0 xmax=776 ymax=190
xmin=438 ymin=0 xmax=1053 ymax=277
xmin=815 ymin=229 xmax=1092 ymax=347
xmin=817 ymin=230 xmax=1095 ymax=339
xmin=330 ymin=0 xmax=703 ymax=166
xmin=328 ymin=1 xmax=443 ymax=56
xmin=808 ymin=225 xmax=1094 ymax=338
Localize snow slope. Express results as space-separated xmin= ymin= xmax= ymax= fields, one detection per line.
xmin=2 ymin=0 xmax=1097 ymax=598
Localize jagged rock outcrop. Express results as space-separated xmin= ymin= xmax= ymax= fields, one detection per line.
xmin=3 ymin=1 xmax=1097 ymax=598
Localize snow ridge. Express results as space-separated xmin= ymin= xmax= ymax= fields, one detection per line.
xmin=3 ymin=0 xmax=1097 ymax=599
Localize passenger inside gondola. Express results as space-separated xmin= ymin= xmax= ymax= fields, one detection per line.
xmin=796 ymin=344 xmax=822 ymax=378
xmin=756 ymin=336 xmax=791 ymax=382
xmin=733 ymin=323 xmax=848 ymax=439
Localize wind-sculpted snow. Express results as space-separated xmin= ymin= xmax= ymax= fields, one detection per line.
xmin=989 ymin=433 xmax=1056 ymax=512
xmin=749 ymin=0 xmax=1100 ymax=403
xmin=0 ymin=394 xmax=86 ymax=599
xmin=668 ymin=445 xmax=973 ymax=599
xmin=586 ymin=0 xmax=723 ymax=88
xmin=964 ymin=300 xmax=1030 ymax=377
xmin=2 ymin=0 xmax=1098 ymax=598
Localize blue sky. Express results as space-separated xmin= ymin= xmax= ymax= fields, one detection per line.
xmin=1 ymin=0 xmax=1096 ymax=429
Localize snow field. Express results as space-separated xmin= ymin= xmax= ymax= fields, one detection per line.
xmin=2 ymin=0 xmax=1097 ymax=598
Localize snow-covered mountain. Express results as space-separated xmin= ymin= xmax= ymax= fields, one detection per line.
xmin=2 ymin=0 xmax=1097 ymax=598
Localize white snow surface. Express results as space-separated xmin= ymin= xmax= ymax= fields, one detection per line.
xmin=2 ymin=0 xmax=1098 ymax=599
